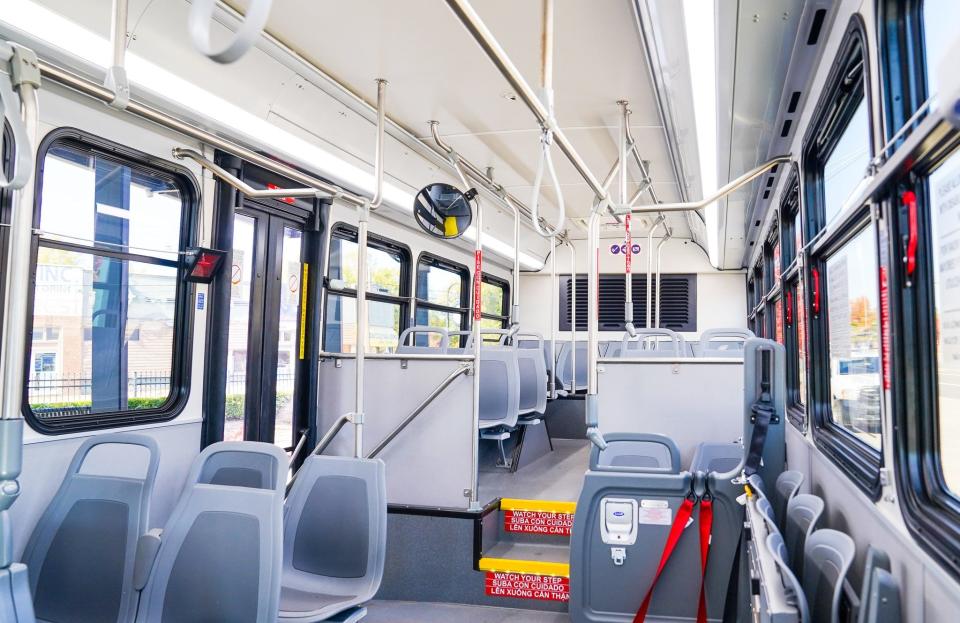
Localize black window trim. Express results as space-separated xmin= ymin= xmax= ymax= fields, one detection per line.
xmin=800 ymin=16 xmax=884 ymax=498
xmin=24 ymin=127 xmax=199 ymax=434
xmin=480 ymin=272 xmax=510 ymax=329
xmin=877 ymin=0 xmax=926 ymax=145
xmin=414 ymin=251 xmax=470 ymax=330
xmin=321 ymin=222 xmax=412 ymax=351
xmin=807 ymin=209 xmax=884 ymax=499
xmin=887 ymin=126 xmax=960 ymax=579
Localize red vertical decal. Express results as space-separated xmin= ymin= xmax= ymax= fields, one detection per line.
xmin=880 ymin=266 xmax=891 ymax=390
xmin=474 ymin=250 xmax=483 ymax=321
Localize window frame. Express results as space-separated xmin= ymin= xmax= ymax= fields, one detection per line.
xmin=24 ymin=128 xmax=199 ymax=434
xmin=414 ymin=252 xmax=470 ymax=332
xmin=801 ymin=18 xmax=884 ymax=497
xmin=876 ymin=0 xmax=960 ymax=583
xmin=885 ymin=124 xmax=960 ymax=579
xmin=321 ymin=222 xmax=412 ymax=352
xmin=779 ymin=166 xmax=808 ymax=429
xmin=480 ymin=273 xmax=510 ymax=329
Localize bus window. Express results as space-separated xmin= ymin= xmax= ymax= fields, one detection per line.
xmin=324 ymin=225 xmax=409 ymax=354
xmin=823 ymin=99 xmax=870 ymax=227
xmin=824 ymin=226 xmax=882 ymax=450
xmin=414 ymin=254 xmax=468 ymax=345
xmin=927 ymin=148 xmax=960 ymax=493
xmin=923 ymin=0 xmax=951 ymax=97
xmin=480 ymin=275 xmax=510 ymax=336
xmin=26 ymin=135 xmax=194 ymax=431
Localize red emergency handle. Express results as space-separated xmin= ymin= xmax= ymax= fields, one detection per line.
xmin=902 ymin=190 xmax=918 ymax=278
xmin=785 ymin=290 xmax=793 ymax=326
xmin=811 ymin=267 xmax=821 ymax=315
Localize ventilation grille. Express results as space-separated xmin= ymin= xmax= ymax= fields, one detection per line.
xmin=559 ymin=274 xmax=697 ymax=332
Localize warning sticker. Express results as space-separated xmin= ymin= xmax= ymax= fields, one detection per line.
xmin=504 ymin=510 xmax=574 ymax=536
xmin=637 ymin=499 xmax=672 ymax=525
xmin=485 ymin=572 xmax=569 ymax=602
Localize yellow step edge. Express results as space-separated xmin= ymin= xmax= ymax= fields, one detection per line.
xmin=499 ymin=498 xmax=577 ymax=514
xmin=478 ymin=557 xmax=570 ymax=578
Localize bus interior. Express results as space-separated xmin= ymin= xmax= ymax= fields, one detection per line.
xmin=0 ymin=0 xmax=958 ymax=621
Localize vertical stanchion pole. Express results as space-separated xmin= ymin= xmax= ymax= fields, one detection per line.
xmin=566 ymin=239 xmax=576 ymax=393
xmin=550 ymin=237 xmax=558 ymax=398
xmin=354 ymin=78 xmax=387 ymax=459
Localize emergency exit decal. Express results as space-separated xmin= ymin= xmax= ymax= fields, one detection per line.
xmin=485 ymin=572 xmax=569 ymax=602
xmin=504 ymin=509 xmax=574 ymax=536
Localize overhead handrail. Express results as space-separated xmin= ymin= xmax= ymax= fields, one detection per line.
xmin=529 ymin=0 xmax=565 ymax=239
xmin=367 ymin=362 xmax=472 ymax=459
xmin=0 ymin=43 xmax=39 ymax=190
xmin=188 ymin=0 xmax=272 ymax=64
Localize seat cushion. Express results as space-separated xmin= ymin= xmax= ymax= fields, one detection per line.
xmin=278 ymin=586 xmax=358 ymax=616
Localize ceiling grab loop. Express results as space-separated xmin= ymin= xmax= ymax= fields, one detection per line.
xmin=188 ymin=0 xmax=272 ymax=64
xmin=0 ymin=42 xmax=40 ymax=190
xmin=529 ymin=0 xmax=565 ymax=240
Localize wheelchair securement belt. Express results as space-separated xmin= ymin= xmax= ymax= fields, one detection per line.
xmin=633 ymin=492 xmax=712 ymax=623
xmin=744 ymin=398 xmax=775 ymax=476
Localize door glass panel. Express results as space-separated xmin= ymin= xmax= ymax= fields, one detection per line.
xmin=274 ymin=227 xmax=302 ymax=449
xmin=225 ymin=214 xmax=256 ymax=442
xmin=826 ymin=227 xmax=882 ymax=449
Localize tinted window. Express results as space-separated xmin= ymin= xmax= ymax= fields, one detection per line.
xmin=823 ymin=100 xmax=871 ymax=226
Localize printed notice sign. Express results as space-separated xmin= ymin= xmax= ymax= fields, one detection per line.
xmin=637 ymin=499 xmax=672 ymax=525
xmin=485 ymin=572 xmax=569 ymax=602
xmin=504 ymin=510 xmax=574 ymax=536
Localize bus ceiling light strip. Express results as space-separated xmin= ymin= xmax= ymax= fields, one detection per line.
xmin=188 ymin=0 xmax=272 ymax=64
xmin=681 ymin=0 xmax=719 ymax=268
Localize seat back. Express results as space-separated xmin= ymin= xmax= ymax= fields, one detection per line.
xmin=135 ymin=442 xmax=286 ymax=623
xmin=447 ymin=330 xmax=473 ymax=354
xmin=696 ymin=328 xmax=755 ymax=357
xmin=515 ymin=333 xmax=548 ymax=415
xmin=478 ymin=346 xmax=520 ymax=429
xmin=785 ymin=494 xmax=825 ymax=577
xmin=748 ymin=473 xmax=767 ymax=500
xmin=767 ymin=532 xmax=810 ymax=623
xmin=620 ymin=328 xmax=684 ymax=358
xmin=856 ymin=547 xmax=901 ymax=623
xmin=22 ymin=434 xmax=159 ymax=623
xmin=773 ymin=470 xmax=804 ymax=530
xmin=802 ymin=529 xmax=856 ymax=623
xmin=554 ymin=340 xmax=588 ymax=391
xmin=589 ymin=433 xmax=681 ymax=473
xmin=281 ymin=456 xmax=386 ymax=614
xmin=756 ymin=497 xmax=779 ymax=532
xmin=396 ymin=326 xmax=449 ymax=354
xmin=690 ymin=442 xmax=743 ymax=474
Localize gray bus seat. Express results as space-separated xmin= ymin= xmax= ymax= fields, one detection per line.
xmin=21 ymin=434 xmax=159 ymax=623
xmin=690 ymin=442 xmax=743 ymax=474
xmin=555 ymin=340 xmax=589 ymax=392
xmin=589 ymin=433 xmax=681 ymax=473
xmin=748 ymin=473 xmax=767 ymax=500
xmin=695 ymin=328 xmax=755 ymax=357
xmin=619 ymin=328 xmax=684 ymax=358
xmin=396 ymin=326 xmax=449 ymax=354
xmin=477 ymin=346 xmax=520 ymax=430
xmin=856 ymin=547 xmax=901 ymax=623
xmin=278 ymin=456 xmax=386 ymax=622
xmin=446 ymin=330 xmax=473 ymax=354
xmin=757 ymin=497 xmax=778 ymax=532
xmin=515 ymin=333 xmax=548 ymax=416
xmin=785 ymin=494 xmax=824 ymax=577
xmin=134 ymin=442 xmax=287 ymax=623
xmin=773 ymin=470 xmax=804 ymax=530
xmin=767 ymin=532 xmax=810 ymax=623
xmin=802 ymin=529 xmax=856 ymax=623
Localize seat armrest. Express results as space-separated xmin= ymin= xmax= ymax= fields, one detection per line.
xmin=133 ymin=529 xmax=163 ymax=591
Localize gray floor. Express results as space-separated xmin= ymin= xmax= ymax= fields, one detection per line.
xmin=482 ymin=540 xmax=570 ymax=564
xmin=365 ymin=600 xmax=571 ymax=622
xmin=477 ymin=439 xmax=590 ymax=503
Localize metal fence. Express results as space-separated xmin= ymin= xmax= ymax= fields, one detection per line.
xmin=28 ymin=370 xmax=296 ymax=406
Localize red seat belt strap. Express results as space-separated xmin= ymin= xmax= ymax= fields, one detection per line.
xmin=633 ymin=497 xmax=697 ymax=623
xmin=697 ymin=495 xmax=714 ymax=623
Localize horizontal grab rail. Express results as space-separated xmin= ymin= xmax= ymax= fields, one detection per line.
xmin=318 ymin=351 xmax=475 ymax=362
xmin=367 ymin=362 xmax=473 ymax=459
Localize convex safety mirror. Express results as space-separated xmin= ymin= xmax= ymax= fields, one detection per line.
xmin=413 ymin=183 xmax=475 ymax=239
